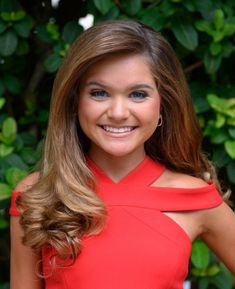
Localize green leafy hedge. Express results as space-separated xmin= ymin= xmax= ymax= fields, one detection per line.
xmin=0 ymin=0 xmax=235 ymax=288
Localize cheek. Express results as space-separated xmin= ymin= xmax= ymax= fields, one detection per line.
xmin=143 ymin=100 xmax=160 ymax=123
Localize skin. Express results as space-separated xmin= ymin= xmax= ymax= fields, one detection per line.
xmin=10 ymin=54 xmax=235 ymax=289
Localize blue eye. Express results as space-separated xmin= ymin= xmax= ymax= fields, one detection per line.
xmin=90 ymin=90 xmax=108 ymax=99
xmin=130 ymin=91 xmax=148 ymax=101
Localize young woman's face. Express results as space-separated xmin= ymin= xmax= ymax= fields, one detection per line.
xmin=78 ymin=53 xmax=161 ymax=160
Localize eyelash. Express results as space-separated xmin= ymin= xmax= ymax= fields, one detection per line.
xmin=90 ymin=90 xmax=107 ymax=98
xmin=89 ymin=90 xmax=149 ymax=101
xmin=129 ymin=91 xmax=148 ymax=101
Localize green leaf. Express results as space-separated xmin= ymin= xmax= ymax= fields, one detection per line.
xmin=211 ymin=263 xmax=235 ymax=289
xmin=198 ymin=278 xmax=210 ymax=289
xmin=1 ymin=10 xmax=25 ymax=21
xmin=46 ymin=22 xmax=60 ymax=40
xmin=227 ymin=118 xmax=235 ymax=126
xmin=207 ymin=264 xmax=220 ymax=276
xmin=204 ymin=51 xmax=222 ymax=74
xmin=212 ymin=30 xmax=224 ymax=42
xmin=5 ymin=167 xmax=27 ymax=188
xmin=0 ymin=182 xmax=11 ymax=199
xmin=207 ymin=94 xmax=235 ymax=117
xmin=122 ymin=0 xmax=142 ymax=16
xmin=172 ymin=19 xmax=198 ymax=51
xmin=222 ymin=41 xmax=235 ymax=58
xmin=0 ymin=97 xmax=5 ymax=109
xmin=212 ymin=147 xmax=231 ymax=168
xmin=223 ymin=23 xmax=235 ymax=37
xmin=62 ymin=21 xmax=83 ymax=44
xmin=213 ymin=9 xmax=224 ymax=31
xmin=194 ymin=0 xmax=215 ymax=19
xmin=93 ymin=0 xmax=112 ymax=14
xmin=3 ymin=74 xmax=21 ymax=94
xmin=195 ymin=20 xmax=212 ymax=34
xmin=44 ymin=53 xmax=62 ymax=73
xmin=0 ymin=30 xmax=18 ymax=56
xmin=0 ymin=143 xmax=14 ymax=157
xmin=191 ymin=240 xmax=210 ymax=269
xmin=0 ymin=20 xmax=7 ymax=33
xmin=211 ymin=130 xmax=228 ymax=144
xmin=209 ymin=42 xmax=222 ymax=56
xmin=183 ymin=0 xmax=196 ymax=12
xmin=36 ymin=25 xmax=54 ymax=43
xmin=140 ymin=8 xmax=166 ymax=31
xmin=4 ymin=153 xmax=28 ymax=170
xmin=0 ymin=217 xmax=9 ymax=229
xmin=226 ymin=161 xmax=235 ymax=184
xmin=2 ymin=117 xmax=17 ymax=138
xmin=13 ymin=16 xmax=33 ymax=38
xmin=20 ymin=148 xmax=37 ymax=165
xmin=159 ymin=0 xmax=176 ymax=17
xmin=228 ymin=128 xmax=235 ymax=139
xmin=225 ymin=140 xmax=235 ymax=159
xmin=191 ymin=267 xmax=207 ymax=277
xmin=214 ymin=113 xmax=226 ymax=128
xmin=193 ymin=96 xmax=210 ymax=113
xmin=16 ymin=39 xmax=29 ymax=55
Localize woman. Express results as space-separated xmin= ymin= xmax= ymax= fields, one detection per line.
xmin=10 ymin=20 xmax=235 ymax=289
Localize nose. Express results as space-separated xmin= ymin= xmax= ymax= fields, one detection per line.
xmin=107 ymin=96 xmax=130 ymax=121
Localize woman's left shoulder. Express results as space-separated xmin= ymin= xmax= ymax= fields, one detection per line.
xmin=156 ymin=169 xmax=208 ymax=189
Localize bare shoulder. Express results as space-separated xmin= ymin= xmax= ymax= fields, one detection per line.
xmin=14 ymin=172 xmax=40 ymax=192
xmin=154 ymin=169 xmax=208 ymax=188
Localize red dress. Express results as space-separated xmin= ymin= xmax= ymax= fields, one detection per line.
xmin=10 ymin=156 xmax=223 ymax=289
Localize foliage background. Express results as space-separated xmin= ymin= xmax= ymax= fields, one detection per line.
xmin=0 ymin=0 xmax=235 ymax=288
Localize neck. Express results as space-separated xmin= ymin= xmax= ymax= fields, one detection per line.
xmin=88 ymin=149 xmax=146 ymax=183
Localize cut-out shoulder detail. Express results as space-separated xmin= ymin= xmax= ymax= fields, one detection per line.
xmin=151 ymin=169 xmax=209 ymax=189
xmin=14 ymin=172 xmax=40 ymax=193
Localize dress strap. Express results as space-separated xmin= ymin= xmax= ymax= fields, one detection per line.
xmin=95 ymin=182 xmax=223 ymax=211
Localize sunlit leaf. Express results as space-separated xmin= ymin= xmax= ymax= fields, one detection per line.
xmin=5 ymin=167 xmax=27 ymax=188
xmin=225 ymin=140 xmax=235 ymax=159
xmin=209 ymin=42 xmax=222 ymax=56
xmin=213 ymin=9 xmax=224 ymax=31
xmin=0 ymin=143 xmax=14 ymax=157
xmin=191 ymin=240 xmax=210 ymax=269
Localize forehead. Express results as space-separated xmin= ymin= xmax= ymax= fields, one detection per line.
xmin=81 ymin=53 xmax=156 ymax=86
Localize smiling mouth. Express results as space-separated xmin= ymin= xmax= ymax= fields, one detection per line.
xmin=101 ymin=125 xmax=136 ymax=133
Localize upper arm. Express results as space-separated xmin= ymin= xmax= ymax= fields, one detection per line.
xmin=10 ymin=172 xmax=44 ymax=289
xmin=200 ymin=202 xmax=235 ymax=274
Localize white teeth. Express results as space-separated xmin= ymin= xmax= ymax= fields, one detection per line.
xmin=102 ymin=126 xmax=134 ymax=133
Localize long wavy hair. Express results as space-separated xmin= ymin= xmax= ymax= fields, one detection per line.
xmin=18 ymin=19 xmax=223 ymax=264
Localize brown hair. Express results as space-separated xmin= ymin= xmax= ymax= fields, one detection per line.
xmin=18 ymin=19 xmax=222 ymax=265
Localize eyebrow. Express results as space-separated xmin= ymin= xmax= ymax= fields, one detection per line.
xmin=85 ymin=80 xmax=155 ymax=91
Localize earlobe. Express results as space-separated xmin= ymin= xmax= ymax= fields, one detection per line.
xmin=157 ymin=114 xmax=163 ymax=127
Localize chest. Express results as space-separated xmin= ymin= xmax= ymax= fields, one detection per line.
xmin=43 ymin=206 xmax=191 ymax=289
